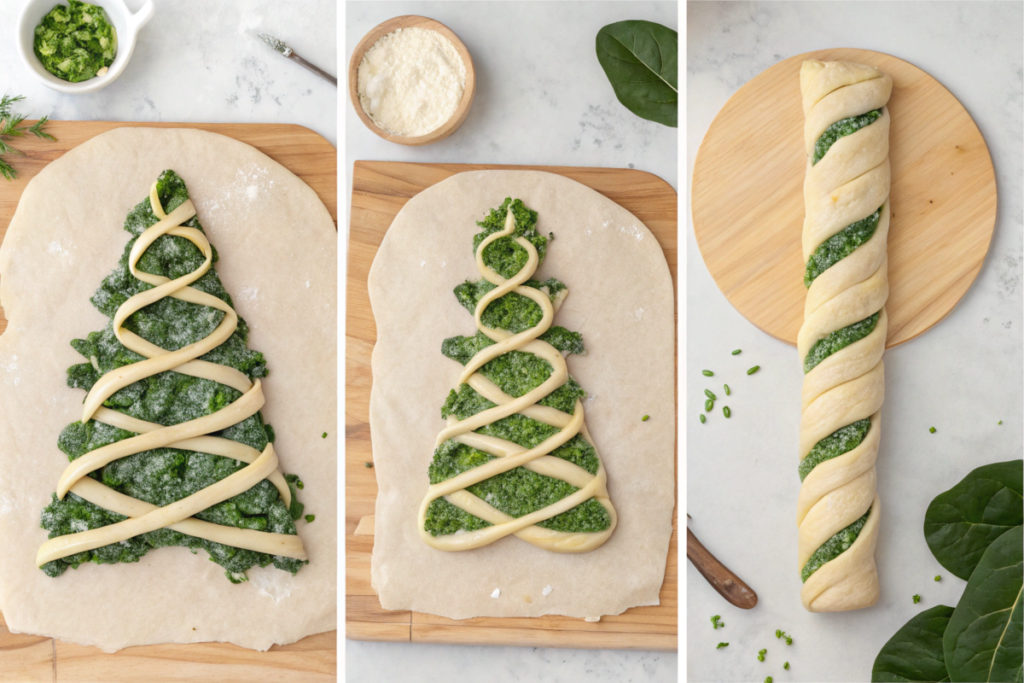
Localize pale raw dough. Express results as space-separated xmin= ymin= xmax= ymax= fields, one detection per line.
xmin=368 ymin=170 xmax=675 ymax=619
xmin=0 ymin=128 xmax=337 ymax=652
xmin=798 ymin=60 xmax=890 ymax=613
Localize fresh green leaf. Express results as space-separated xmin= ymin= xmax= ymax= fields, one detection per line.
xmin=595 ymin=20 xmax=678 ymax=127
xmin=942 ymin=530 xmax=1022 ymax=682
xmin=924 ymin=460 xmax=1023 ymax=580
xmin=872 ymin=607 xmax=956 ymax=683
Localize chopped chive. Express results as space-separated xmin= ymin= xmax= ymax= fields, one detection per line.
xmin=724 ymin=384 xmax=731 ymax=396
xmin=723 ymin=406 xmax=731 ymax=418
xmin=732 ymin=349 xmax=742 ymax=355
xmin=747 ymin=365 xmax=760 ymax=375
xmin=784 ymin=662 xmax=790 ymax=670
xmin=717 ymin=642 xmax=729 ymax=649
xmin=322 ymin=432 xmax=327 ymax=438
xmin=364 ymin=462 xmax=374 ymax=468
xmin=913 ymin=594 xmax=921 ymax=604
xmin=705 ymin=398 xmax=714 ymax=412
xmin=305 ymin=514 xmax=315 ymax=523
xmin=699 ymin=413 xmax=706 ymax=424
xmin=934 ymin=575 xmax=941 ymax=582
xmin=705 ymin=389 xmax=717 ymax=400
xmin=929 ymin=427 xmax=936 ymax=433
xmin=642 ymin=414 xmax=650 ymax=422
xmin=998 ymin=420 xmax=1003 ymax=425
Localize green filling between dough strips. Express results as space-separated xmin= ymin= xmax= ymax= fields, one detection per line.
xmin=423 ymin=198 xmax=612 ymax=538
xmin=40 ymin=170 xmax=306 ymax=581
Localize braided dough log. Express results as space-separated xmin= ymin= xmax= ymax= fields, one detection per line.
xmin=369 ymin=170 xmax=674 ymax=620
xmin=0 ymin=128 xmax=336 ymax=652
xmin=798 ymin=60 xmax=890 ymax=613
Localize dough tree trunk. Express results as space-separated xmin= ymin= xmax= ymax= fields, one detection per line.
xmin=38 ymin=170 xmax=307 ymax=583
xmin=797 ymin=61 xmax=891 ymax=612
xmin=419 ymin=198 xmax=617 ymax=552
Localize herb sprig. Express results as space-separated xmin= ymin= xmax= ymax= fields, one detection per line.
xmin=0 ymin=94 xmax=55 ymax=181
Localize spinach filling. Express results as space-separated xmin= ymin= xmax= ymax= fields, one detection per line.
xmin=798 ymin=418 xmax=871 ymax=482
xmin=40 ymin=170 xmax=305 ymax=581
xmin=426 ymin=198 xmax=611 ymax=538
xmin=472 ymin=198 xmax=548 ymax=279
xmin=34 ymin=0 xmax=117 ymax=83
xmin=803 ymin=312 xmax=881 ymax=374
xmin=812 ymin=109 xmax=882 ymax=165
xmin=801 ymin=508 xmax=871 ymax=582
xmin=804 ymin=208 xmax=882 ymax=287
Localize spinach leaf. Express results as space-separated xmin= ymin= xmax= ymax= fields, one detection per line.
xmin=942 ymin=530 xmax=1023 ymax=682
xmin=872 ymin=605 xmax=956 ymax=682
xmin=924 ymin=460 xmax=1023 ymax=580
xmin=595 ymin=20 xmax=678 ymax=127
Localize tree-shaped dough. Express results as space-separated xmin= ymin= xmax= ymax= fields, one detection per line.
xmin=37 ymin=170 xmax=308 ymax=583
xmin=419 ymin=198 xmax=617 ymax=552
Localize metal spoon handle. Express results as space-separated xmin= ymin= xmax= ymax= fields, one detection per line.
xmin=289 ymin=52 xmax=337 ymax=87
xmin=686 ymin=527 xmax=758 ymax=609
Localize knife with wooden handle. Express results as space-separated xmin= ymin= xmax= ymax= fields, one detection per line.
xmin=687 ymin=517 xmax=758 ymax=609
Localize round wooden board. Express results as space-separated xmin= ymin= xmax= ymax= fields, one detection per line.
xmin=691 ymin=48 xmax=997 ymax=348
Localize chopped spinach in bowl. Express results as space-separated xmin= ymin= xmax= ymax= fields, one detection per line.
xmin=34 ymin=0 xmax=117 ymax=83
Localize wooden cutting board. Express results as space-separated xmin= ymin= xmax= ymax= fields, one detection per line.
xmin=691 ymin=48 xmax=997 ymax=348
xmin=0 ymin=121 xmax=336 ymax=682
xmin=347 ymin=161 xmax=678 ymax=651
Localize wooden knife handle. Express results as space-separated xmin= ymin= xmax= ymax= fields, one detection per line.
xmin=686 ymin=527 xmax=758 ymax=609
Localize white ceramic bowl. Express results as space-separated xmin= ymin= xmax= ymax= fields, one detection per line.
xmin=16 ymin=0 xmax=154 ymax=94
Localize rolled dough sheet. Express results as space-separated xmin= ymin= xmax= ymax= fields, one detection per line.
xmin=368 ymin=170 xmax=675 ymax=619
xmin=0 ymin=128 xmax=337 ymax=652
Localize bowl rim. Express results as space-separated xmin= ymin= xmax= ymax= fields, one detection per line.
xmin=17 ymin=0 xmax=155 ymax=94
xmin=348 ymin=15 xmax=476 ymax=147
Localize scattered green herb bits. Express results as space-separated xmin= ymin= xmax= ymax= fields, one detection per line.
xmin=929 ymin=427 xmax=936 ymax=433
xmin=784 ymin=662 xmax=790 ymax=670
xmin=711 ymin=615 xmax=724 ymax=629
xmin=723 ymin=406 xmax=731 ymax=418
xmin=934 ymin=575 xmax=941 ymax=581
xmin=322 ymin=431 xmax=328 ymax=438
xmin=305 ymin=514 xmax=315 ymax=523
xmin=757 ymin=648 xmax=767 ymax=662
xmin=702 ymin=369 xmax=714 ymax=376
xmin=912 ymin=594 xmax=921 ymax=604
xmin=732 ymin=349 xmax=742 ymax=355
xmin=705 ymin=398 xmax=714 ymax=412
xmin=765 ymin=678 xmax=773 ymax=683
xmin=747 ymin=365 xmax=761 ymax=375
xmin=641 ymin=414 xmax=650 ymax=422
xmin=717 ymin=642 xmax=729 ymax=649
xmin=724 ymin=384 xmax=730 ymax=396
xmin=364 ymin=462 xmax=374 ymax=468
xmin=699 ymin=414 xmax=706 ymax=424
xmin=705 ymin=389 xmax=717 ymax=400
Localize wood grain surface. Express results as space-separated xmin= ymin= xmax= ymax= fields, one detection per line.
xmin=347 ymin=161 xmax=678 ymax=651
xmin=691 ymin=48 xmax=997 ymax=348
xmin=0 ymin=121 xmax=337 ymax=682
xmin=347 ymin=15 xmax=476 ymax=146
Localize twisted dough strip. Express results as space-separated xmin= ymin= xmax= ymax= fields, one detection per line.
xmin=418 ymin=209 xmax=617 ymax=552
xmin=797 ymin=60 xmax=891 ymax=612
xmin=37 ymin=184 xmax=307 ymax=567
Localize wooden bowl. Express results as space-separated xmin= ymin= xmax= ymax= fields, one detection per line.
xmin=348 ymin=15 xmax=476 ymax=146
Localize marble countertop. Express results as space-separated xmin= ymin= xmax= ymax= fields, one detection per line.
xmin=0 ymin=0 xmax=337 ymax=145
xmin=686 ymin=3 xmax=1022 ymax=682
xmin=345 ymin=2 xmax=678 ymax=682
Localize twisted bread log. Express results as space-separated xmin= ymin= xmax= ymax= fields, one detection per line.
xmin=797 ymin=60 xmax=891 ymax=612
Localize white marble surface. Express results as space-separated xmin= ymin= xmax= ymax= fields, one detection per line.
xmin=686 ymin=3 xmax=1022 ymax=683
xmin=0 ymin=0 xmax=337 ymax=145
xmin=345 ymin=2 xmax=678 ymax=682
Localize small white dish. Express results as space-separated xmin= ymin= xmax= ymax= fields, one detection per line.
xmin=17 ymin=0 xmax=155 ymax=94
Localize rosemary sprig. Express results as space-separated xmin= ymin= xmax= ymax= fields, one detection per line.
xmin=0 ymin=95 xmax=56 ymax=180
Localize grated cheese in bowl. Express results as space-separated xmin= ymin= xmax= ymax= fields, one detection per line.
xmin=356 ymin=27 xmax=467 ymax=137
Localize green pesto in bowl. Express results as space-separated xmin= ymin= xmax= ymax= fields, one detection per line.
xmin=34 ymin=0 xmax=117 ymax=83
